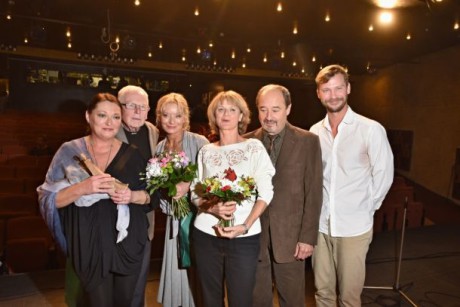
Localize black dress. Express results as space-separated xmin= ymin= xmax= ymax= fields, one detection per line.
xmin=60 ymin=143 xmax=151 ymax=291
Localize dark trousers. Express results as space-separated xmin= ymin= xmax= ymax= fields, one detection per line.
xmin=192 ymin=228 xmax=260 ymax=307
xmin=253 ymin=245 xmax=306 ymax=307
xmin=131 ymin=239 xmax=151 ymax=307
xmin=87 ymin=270 xmax=140 ymax=307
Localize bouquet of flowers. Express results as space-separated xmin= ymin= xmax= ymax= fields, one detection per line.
xmin=142 ymin=151 xmax=197 ymax=219
xmin=193 ymin=167 xmax=257 ymax=227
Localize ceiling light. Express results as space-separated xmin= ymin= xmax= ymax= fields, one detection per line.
xmin=378 ymin=11 xmax=393 ymax=24
xmin=369 ymin=0 xmax=421 ymax=8
xmin=292 ymin=61 xmax=297 ymax=67
xmin=312 ymin=56 xmax=316 ymax=62
xmin=115 ymin=35 xmax=120 ymax=43
xmin=148 ymin=52 xmax=152 ymax=57
xmin=182 ymin=56 xmax=186 ymax=62
xmin=369 ymin=24 xmax=374 ymax=31
xmin=301 ymin=67 xmax=305 ymax=73
xmin=66 ymin=27 xmax=71 ymax=38
xmin=231 ymin=50 xmax=235 ymax=59
xmin=197 ymin=46 xmax=201 ymax=54
xmin=134 ymin=0 xmax=140 ymax=6
xmin=263 ymin=54 xmax=267 ymax=62
xmin=6 ymin=14 xmax=12 ymax=20
xmin=247 ymin=46 xmax=251 ymax=53
xmin=209 ymin=41 xmax=213 ymax=48
xmin=454 ymin=21 xmax=459 ymax=30
xmin=406 ymin=33 xmax=411 ymax=40
xmin=377 ymin=0 xmax=397 ymax=8
xmin=325 ymin=12 xmax=330 ymax=22
xmin=293 ymin=22 xmax=298 ymax=34
xmin=158 ymin=41 xmax=163 ymax=49
xmin=280 ymin=51 xmax=285 ymax=58
xmin=67 ymin=42 xmax=72 ymax=49
xmin=24 ymin=37 xmax=28 ymax=43
xmin=276 ymin=2 xmax=283 ymax=12
xmin=194 ymin=7 xmax=199 ymax=16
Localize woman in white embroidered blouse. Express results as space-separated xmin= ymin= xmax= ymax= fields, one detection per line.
xmin=191 ymin=90 xmax=275 ymax=307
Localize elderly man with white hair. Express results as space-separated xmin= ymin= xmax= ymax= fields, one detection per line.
xmin=117 ymin=85 xmax=160 ymax=307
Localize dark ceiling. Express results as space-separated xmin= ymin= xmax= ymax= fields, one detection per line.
xmin=1 ymin=0 xmax=460 ymax=76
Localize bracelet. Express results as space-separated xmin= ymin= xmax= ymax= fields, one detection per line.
xmin=241 ymin=223 xmax=249 ymax=235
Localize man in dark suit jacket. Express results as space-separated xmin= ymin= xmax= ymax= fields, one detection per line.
xmin=117 ymin=85 xmax=159 ymax=307
xmin=245 ymin=84 xmax=323 ymax=307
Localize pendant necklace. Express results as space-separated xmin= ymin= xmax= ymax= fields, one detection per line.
xmin=165 ymin=138 xmax=183 ymax=153
xmin=89 ymin=137 xmax=113 ymax=171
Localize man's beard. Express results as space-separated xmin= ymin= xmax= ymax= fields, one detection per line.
xmin=324 ymin=98 xmax=347 ymax=113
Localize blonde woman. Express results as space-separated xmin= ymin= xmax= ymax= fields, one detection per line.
xmin=155 ymin=93 xmax=209 ymax=307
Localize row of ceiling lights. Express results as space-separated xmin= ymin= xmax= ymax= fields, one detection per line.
xmin=4 ymin=0 xmax=460 ymax=72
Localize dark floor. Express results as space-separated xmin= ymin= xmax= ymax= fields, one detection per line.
xmin=1 ymin=177 xmax=460 ymax=306
xmin=363 ymin=225 xmax=460 ymax=307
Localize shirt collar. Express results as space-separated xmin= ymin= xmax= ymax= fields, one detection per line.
xmin=322 ymin=106 xmax=355 ymax=130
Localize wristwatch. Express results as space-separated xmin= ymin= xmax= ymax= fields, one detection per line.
xmin=241 ymin=223 xmax=249 ymax=235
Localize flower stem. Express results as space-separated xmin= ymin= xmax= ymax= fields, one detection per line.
xmin=218 ymin=215 xmax=234 ymax=228
xmin=171 ymin=197 xmax=190 ymax=219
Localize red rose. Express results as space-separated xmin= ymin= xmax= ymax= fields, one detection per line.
xmin=221 ymin=185 xmax=231 ymax=191
xmin=224 ymin=168 xmax=237 ymax=182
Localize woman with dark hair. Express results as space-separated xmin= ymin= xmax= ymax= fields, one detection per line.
xmin=38 ymin=93 xmax=154 ymax=306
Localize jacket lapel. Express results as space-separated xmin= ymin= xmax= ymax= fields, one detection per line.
xmin=252 ymin=128 xmax=264 ymax=141
xmin=275 ymin=123 xmax=295 ymax=169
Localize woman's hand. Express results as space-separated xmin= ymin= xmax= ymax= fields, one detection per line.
xmin=81 ymin=174 xmax=115 ymax=195
xmin=110 ymin=187 xmax=132 ymax=205
xmin=214 ymin=224 xmax=247 ymax=239
xmin=173 ymin=181 xmax=191 ymax=200
xmin=55 ymin=174 xmax=115 ymax=208
xmin=206 ymin=200 xmax=236 ymax=220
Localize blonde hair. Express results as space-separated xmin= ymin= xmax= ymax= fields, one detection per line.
xmin=207 ymin=90 xmax=251 ymax=135
xmin=155 ymin=93 xmax=190 ymax=131
xmin=315 ymin=64 xmax=349 ymax=86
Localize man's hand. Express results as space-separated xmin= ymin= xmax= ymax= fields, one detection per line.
xmin=294 ymin=242 xmax=314 ymax=260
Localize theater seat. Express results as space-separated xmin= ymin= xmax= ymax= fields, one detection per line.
xmin=0 ymin=178 xmax=25 ymax=194
xmin=0 ymin=194 xmax=39 ymax=217
xmin=4 ymin=216 xmax=54 ymax=273
xmin=5 ymin=237 xmax=49 ymax=273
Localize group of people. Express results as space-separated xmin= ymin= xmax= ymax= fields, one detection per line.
xmin=37 ymin=64 xmax=394 ymax=307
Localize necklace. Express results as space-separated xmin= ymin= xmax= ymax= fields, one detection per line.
xmin=165 ymin=137 xmax=183 ymax=153
xmin=89 ymin=137 xmax=113 ymax=171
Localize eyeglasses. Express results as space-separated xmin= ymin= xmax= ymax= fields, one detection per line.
xmin=121 ymin=102 xmax=149 ymax=112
